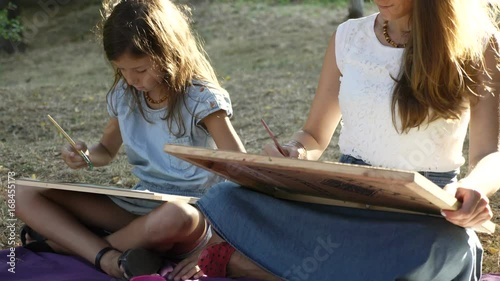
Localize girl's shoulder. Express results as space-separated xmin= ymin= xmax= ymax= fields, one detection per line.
xmin=184 ymin=80 xmax=233 ymax=118
xmin=106 ymin=79 xmax=135 ymax=117
xmin=186 ymin=80 xmax=229 ymax=101
xmin=108 ymin=79 xmax=129 ymax=98
xmin=107 ymin=79 xmax=130 ymax=106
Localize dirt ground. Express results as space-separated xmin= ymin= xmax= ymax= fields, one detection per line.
xmin=1 ymin=0 xmax=500 ymax=275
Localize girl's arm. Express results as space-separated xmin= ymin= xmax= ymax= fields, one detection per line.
xmin=442 ymin=38 xmax=500 ymax=228
xmin=90 ymin=117 xmax=124 ymax=166
xmin=62 ymin=118 xmax=123 ymax=169
xmin=202 ymin=110 xmax=246 ymax=153
xmin=264 ymin=31 xmax=343 ymax=160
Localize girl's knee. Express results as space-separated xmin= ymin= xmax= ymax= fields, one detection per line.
xmin=15 ymin=184 xmax=38 ymax=200
xmin=14 ymin=185 xmax=42 ymax=217
xmin=144 ymin=202 xmax=199 ymax=244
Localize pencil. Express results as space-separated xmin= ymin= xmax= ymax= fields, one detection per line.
xmin=261 ymin=119 xmax=287 ymax=156
xmin=47 ymin=115 xmax=94 ymax=170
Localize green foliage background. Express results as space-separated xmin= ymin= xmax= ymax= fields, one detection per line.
xmin=0 ymin=2 xmax=22 ymax=41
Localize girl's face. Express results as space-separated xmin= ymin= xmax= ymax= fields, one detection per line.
xmin=112 ymin=53 xmax=164 ymax=93
xmin=374 ymin=0 xmax=413 ymax=21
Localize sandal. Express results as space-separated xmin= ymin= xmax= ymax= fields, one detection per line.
xmin=198 ymin=242 xmax=236 ymax=277
xmin=118 ymin=248 xmax=164 ymax=279
xmin=20 ymin=224 xmax=54 ymax=253
xmin=20 ymin=223 xmax=110 ymax=253
xmin=95 ymin=246 xmax=116 ymax=272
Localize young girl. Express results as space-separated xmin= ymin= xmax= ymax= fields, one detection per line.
xmin=15 ymin=0 xmax=245 ymax=279
xmin=195 ymin=0 xmax=500 ymax=280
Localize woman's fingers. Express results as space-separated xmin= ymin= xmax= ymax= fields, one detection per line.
xmin=441 ymin=187 xmax=492 ymax=227
xmin=262 ymin=142 xmax=290 ymax=157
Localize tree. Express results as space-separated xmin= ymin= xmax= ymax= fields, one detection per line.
xmin=347 ymin=0 xmax=364 ymax=19
xmin=0 ymin=0 xmax=24 ymax=54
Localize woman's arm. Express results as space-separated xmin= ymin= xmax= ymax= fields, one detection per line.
xmin=442 ymin=37 xmax=500 ymax=228
xmin=264 ymin=31 xmax=343 ymax=160
xmin=202 ymin=110 xmax=246 ymax=153
xmin=62 ymin=118 xmax=123 ymax=169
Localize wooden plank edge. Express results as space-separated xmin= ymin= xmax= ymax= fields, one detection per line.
xmin=408 ymin=177 xmax=495 ymax=234
xmin=274 ymin=191 xmax=495 ymax=234
xmin=15 ymin=179 xmax=199 ymax=204
xmin=164 ymin=145 xmax=417 ymax=183
xmin=273 ymin=190 xmax=440 ymax=217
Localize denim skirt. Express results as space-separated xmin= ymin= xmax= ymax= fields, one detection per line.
xmin=197 ymin=155 xmax=482 ymax=281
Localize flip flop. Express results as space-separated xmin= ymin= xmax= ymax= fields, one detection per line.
xmin=20 ymin=224 xmax=47 ymax=245
xmin=118 ymin=248 xmax=164 ymax=279
xmin=20 ymin=224 xmax=54 ymax=253
xmin=20 ymin=224 xmax=110 ymax=253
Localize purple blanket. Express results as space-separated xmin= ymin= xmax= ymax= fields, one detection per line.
xmin=0 ymin=247 xmax=260 ymax=281
xmin=1 ymin=247 xmax=500 ymax=280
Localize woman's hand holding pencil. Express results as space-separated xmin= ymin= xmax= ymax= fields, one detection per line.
xmin=261 ymin=118 xmax=308 ymax=159
xmin=261 ymin=119 xmax=287 ymax=156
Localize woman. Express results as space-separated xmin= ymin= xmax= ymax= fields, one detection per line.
xmin=192 ymin=0 xmax=500 ymax=280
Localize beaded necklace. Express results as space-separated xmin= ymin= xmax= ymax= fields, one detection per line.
xmin=144 ymin=92 xmax=167 ymax=104
xmin=382 ymin=21 xmax=407 ymax=48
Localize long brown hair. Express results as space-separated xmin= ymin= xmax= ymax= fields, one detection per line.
xmin=392 ymin=0 xmax=499 ymax=133
xmin=99 ymin=0 xmax=220 ymax=136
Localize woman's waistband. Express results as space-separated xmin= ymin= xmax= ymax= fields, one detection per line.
xmin=339 ymin=154 xmax=458 ymax=188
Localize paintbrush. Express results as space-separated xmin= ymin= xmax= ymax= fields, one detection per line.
xmin=47 ymin=114 xmax=94 ymax=170
xmin=261 ymin=118 xmax=287 ymax=156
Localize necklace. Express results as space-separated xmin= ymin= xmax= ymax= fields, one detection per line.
xmin=382 ymin=21 xmax=406 ymax=48
xmin=144 ymin=92 xmax=167 ymax=104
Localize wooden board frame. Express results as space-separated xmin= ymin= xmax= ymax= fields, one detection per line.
xmin=16 ymin=179 xmax=199 ymax=204
xmin=164 ymin=144 xmax=495 ymax=233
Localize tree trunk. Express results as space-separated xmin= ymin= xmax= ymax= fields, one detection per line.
xmin=347 ymin=0 xmax=364 ymax=19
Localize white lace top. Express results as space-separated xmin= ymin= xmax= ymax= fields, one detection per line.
xmin=335 ymin=13 xmax=469 ymax=172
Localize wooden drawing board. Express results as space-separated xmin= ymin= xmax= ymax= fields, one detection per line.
xmin=16 ymin=179 xmax=199 ymax=204
xmin=164 ymin=144 xmax=495 ymax=233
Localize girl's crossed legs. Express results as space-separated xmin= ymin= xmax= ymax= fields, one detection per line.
xmin=15 ymin=185 xmax=206 ymax=278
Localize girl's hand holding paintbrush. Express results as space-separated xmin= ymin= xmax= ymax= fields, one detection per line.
xmin=61 ymin=141 xmax=92 ymax=169
xmin=47 ymin=114 xmax=94 ymax=170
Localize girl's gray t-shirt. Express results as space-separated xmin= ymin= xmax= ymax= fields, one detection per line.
xmin=107 ymin=80 xmax=232 ymax=197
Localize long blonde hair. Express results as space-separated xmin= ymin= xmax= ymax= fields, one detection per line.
xmin=392 ymin=0 xmax=499 ymax=133
xmin=99 ymin=0 xmax=220 ymax=135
